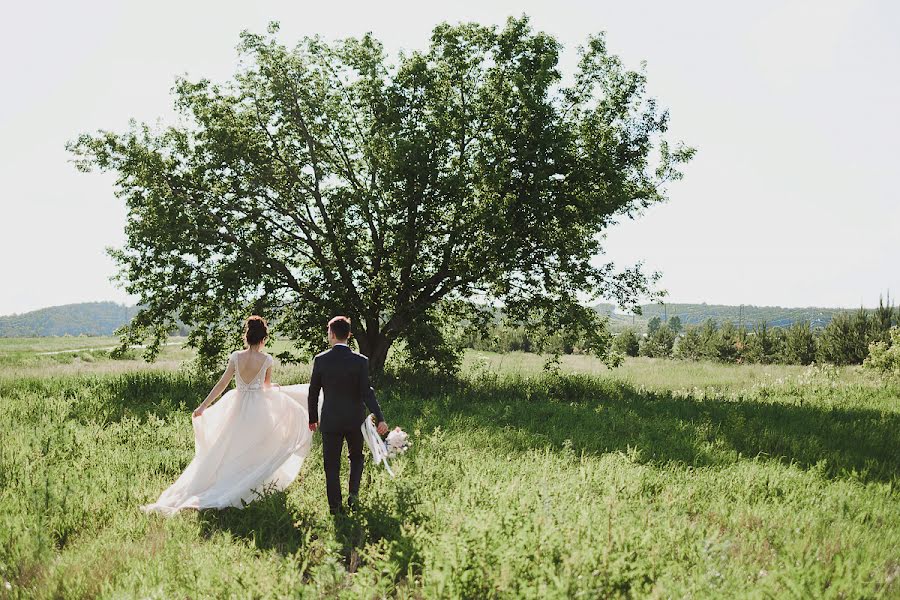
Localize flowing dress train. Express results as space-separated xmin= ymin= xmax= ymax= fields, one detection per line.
xmin=141 ymin=352 xmax=312 ymax=516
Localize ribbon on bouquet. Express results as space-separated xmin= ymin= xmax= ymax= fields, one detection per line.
xmin=361 ymin=415 xmax=395 ymax=477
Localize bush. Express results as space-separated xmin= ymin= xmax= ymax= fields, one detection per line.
xmin=783 ymin=321 xmax=817 ymax=365
xmin=818 ymin=310 xmax=871 ymax=365
xmin=667 ymin=315 xmax=682 ymax=334
xmin=612 ymin=328 xmax=640 ymax=357
xmin=743 ymin=321 xmax=779 ymax=364
xmin=640 ymin=324 xmax=676 ymax=358
xmin=460 ymin=295 xmax=896 ymax=369
xmin=863 ymin=327 xmax=900 ymax=379
xmin=674 ymin=326 xmax=703 ymax=360
xmin=713 ymin=320 xmax=741 ymax=363
xmin=401 ymin=313 xmax=464 ymax=376
xmin=870 ymin=295 xmax=897 ymax=344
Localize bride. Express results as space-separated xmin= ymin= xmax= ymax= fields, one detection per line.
xmin=141 ymin=316 xmax=313 ymax=515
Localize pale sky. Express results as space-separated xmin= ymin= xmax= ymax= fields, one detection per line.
xmin=1 ymin=0 xmax=898 ymax=316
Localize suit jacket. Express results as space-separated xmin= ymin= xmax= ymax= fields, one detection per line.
xmin=308 ymin=344 xmax=384 ymax=432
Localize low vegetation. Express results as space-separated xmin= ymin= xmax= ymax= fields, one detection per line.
xmin=1 ymin=341 xmax=897 ymax=597
xmin=473 ymin=297 xmax=898 ymax=371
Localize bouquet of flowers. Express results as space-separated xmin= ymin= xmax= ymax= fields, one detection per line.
xmin=385 ymin=427 xmax=411 ymax=458
xmin=361 ymin=416 xmax=411 ymax=477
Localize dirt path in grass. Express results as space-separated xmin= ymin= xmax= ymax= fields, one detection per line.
xmin=35 ymin=342 xmax=181 ymax=355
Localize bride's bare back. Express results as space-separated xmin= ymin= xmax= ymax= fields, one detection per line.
xmin=233 ymin=349 xmax=271 ymax=386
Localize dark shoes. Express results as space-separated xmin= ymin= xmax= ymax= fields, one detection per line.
xmin=330 ymin=494 xmax=359 ymax=516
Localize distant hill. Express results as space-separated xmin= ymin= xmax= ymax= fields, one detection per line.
xmin=0 ymin=302 xmax=141 ymax=337
xmin=0 ymin=300 xmax=869 ymax=338
xmin=596 ymin=302 xmax=860 ymax=331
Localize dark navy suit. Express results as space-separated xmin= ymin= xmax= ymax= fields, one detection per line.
xmin=308 ymin=344 xmax=384 ymax=510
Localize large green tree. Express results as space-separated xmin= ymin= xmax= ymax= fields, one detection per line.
xmin=69 ymin=18 xmax=692 ymax=374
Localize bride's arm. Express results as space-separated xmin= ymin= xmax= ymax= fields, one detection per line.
xmin=193 ymin=360 xmax=236 ymax=417
xmin=264 ymin=365 xmax=274 ymax=388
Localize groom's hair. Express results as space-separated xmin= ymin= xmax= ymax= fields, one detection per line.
xmin=328 ymin=316 xmax=352 ymax=341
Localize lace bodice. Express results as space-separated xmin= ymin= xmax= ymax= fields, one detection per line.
xmin=231 ymin=351 xmax=273 ymax=391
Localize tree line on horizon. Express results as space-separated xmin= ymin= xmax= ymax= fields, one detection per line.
xmin=465 ymin=296 xmax=898 ymax=368
xmin=619 ymin=297 xmax=898 ymax=367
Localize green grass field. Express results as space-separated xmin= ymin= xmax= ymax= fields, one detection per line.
xmin=1 ymin=340 xmax=898 ymax=598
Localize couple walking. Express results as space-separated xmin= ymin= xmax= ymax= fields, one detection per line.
xmin=141 ymin=315 xmax=388 ymax=516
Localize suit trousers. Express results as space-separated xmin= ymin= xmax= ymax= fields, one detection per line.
xmin=321 ymin=429 xmax=364 ymax=510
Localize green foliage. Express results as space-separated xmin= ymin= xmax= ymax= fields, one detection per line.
xmin=612 ymin=327 xmax=640 ymax=357
xmin=742 ymin=321 xmax=780 ymax=364
xmin=460 ymin=308 xmax=620 ymax=368
xmin=69 ymin=17 xmax=691 ymax=375
xmin=464 ymin=326 xmax=544 ymax=354
xmin=673 ymin=325 xmax=702 ymax=360
xmin=712 ymin=320 xmax=741 ymax=363
xmin=668 ymin=304 xmax=893 ymax=368
xmin=640 ymin=323 xmax=675 ymax=358
xmin=864 ymin=327 xmax=900 ymax=379
xmin=667 ymin=315 xmax=682 ymax=334
xmin=471 ymin=308 xmax=892 ymax=369
xmin=696 ymin=319 xmax=720 ymax=361
xmin=871 ymin=294 xmax=897 ymax=344
xmin=783 ymin=321 xmax=817 ymax=365
xmin=464 ymin=325 xmax=533 ymax=354
xmin=391 ymin=305 xmax=463 ymax=377
xmin=672 ymin=320 xmax=708 ymax=361
xmin=1 ymin=348 xmax=898 ymax=597
xmin=647 ymin=316 xmax=662 ymax=334
xmin=818 ymin=310 xmax=872 ymax=365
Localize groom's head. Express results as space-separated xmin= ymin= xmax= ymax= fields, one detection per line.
xmin=327 ymin=316 xmax=352 ymax=345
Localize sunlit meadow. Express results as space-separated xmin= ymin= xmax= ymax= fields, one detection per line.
xmin=1 ymin=339 xmax=898 ymax=598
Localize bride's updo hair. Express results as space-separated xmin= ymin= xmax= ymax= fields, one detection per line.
xmin=244 ymin=315 xmax=269 ymax=347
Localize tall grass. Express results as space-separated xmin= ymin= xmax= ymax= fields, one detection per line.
xmin=0 ymin=348 xmax=897 ymax=598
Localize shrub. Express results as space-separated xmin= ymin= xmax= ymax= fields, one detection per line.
xmin=674 ymin=326 xmax=703 ymax=360
xmin=668 ymin=315 xmax=682 ymax=334
xmin=783 ymin=321 xmax=816 ymax=365
xmin=870 ymin=295 xmax=897 ymax=344
xmin=612 ymin=328 xmax=640 ymax=357
xmin=743 ymin=321 xmax=778 ymax=364
xmin=863 ymin=326 xmax=900 ymax=379
xmin=640 ymin=324 xmax=676 ymax=358
xmin=713 ymin=320 xmax=741 ymax=363
xmin=818 ymin=309 xmax=871 ymax=365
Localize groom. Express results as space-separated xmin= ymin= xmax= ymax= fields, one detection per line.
xmin=308 ymin=316 xmax=388 ymax=514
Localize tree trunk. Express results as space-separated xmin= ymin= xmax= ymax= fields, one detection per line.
xmin=357 ymin=332 xmax=393 ymax=378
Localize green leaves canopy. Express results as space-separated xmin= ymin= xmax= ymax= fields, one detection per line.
xmin=69 ymin=17 xmax=693 ymax=373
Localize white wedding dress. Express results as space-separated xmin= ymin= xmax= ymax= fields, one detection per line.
xmin=141 ymin=352 xmax=313 ymax=516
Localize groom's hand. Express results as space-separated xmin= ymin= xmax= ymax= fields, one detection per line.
xmin=376 ymin=421 xmax=388 ymax=436
xmin=308 ymin=422 xmax=318 ymax=432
